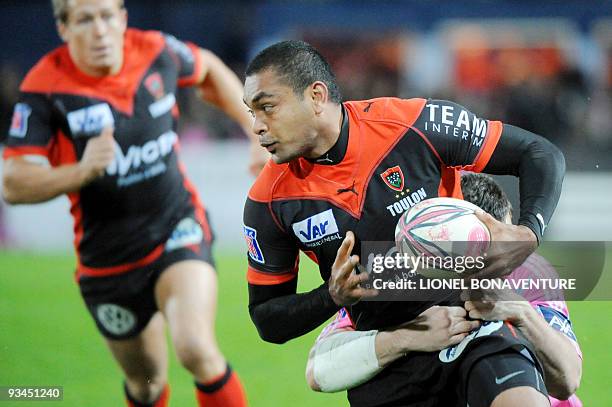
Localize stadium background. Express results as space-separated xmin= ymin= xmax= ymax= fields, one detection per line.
xmin=1 ymin=0 xmax=611 ymax=405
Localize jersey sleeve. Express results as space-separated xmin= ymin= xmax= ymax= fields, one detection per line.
xmin=316 ymin=308 xmax=356 ymax=342
xmin=533 ymin=301 xmax=582 ymax=358
xmin=3 ymin=93 xmax=54 ymax=160
xmin=243 ymin=196 xmax=300 ymax=285
xmin=162 ymin=33 xmax=204 ymax=88
xmin=244 ymin=195 xmax=340 ymax=343
xmin=483 ymin=124 xmax=565 ymax=242
xmin=412 ymin=99 xmax=564 ymax=242
xmin=411 ymin=99 xmax=502 ymax=170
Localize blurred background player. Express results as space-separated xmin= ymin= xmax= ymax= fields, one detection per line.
xmin=243 ymin=40 xmax=565 ymax=406
xmin=306 ymin=173 xmax=582 ymax=406
xmin=1 ymin=0 xmax=258 ymax=405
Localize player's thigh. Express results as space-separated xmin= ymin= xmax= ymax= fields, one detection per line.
xmin=79 ymin=266 xmax=169 ymax=379
xmin=154 ymin=259 xmax=218 ymax=340
xmin=465 ymin=349 xmax=549 ymax=407
xmin=105 ymin=311 xmax=169 ymax=381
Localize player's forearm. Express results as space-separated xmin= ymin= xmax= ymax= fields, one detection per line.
xmin=308 ymin=331 xmax=400 ymax=393
xmin=308 ymin=329 xmax=424 ymax=393
xmin=2 ymin=159 xmax=86 ymax=204
xmin=515 ymin=134 xmax=565 ymax=244
xmin=484 ymin=124 xmax=565 ymax=243
xmin=308 ymin=330 xmax=380 ymax=392
xmin=249 ymin=283 xmax=340 ymax=344
xmin=375 ymin=330 xmax=411 ymax=367
xmin=512 ymin=305 xmax=581 ymax=399
xmin=198 ymin=49 xmax=255 ymax=140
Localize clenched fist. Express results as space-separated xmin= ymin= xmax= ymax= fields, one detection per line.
xmin=78 ymin=127 xmax=116 ymax=185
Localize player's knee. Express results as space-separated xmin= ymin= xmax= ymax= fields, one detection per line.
xmin=125 ymin=375 xmax=167 ymax=404
xmin=565 ymin=374 xmax=581 ymax=399
xmin=491 ymin=386 xmax=550 ymax=407
xmin=174 ymin=336 xmax=223 ymax=373
xmin=550 ymin=374 xmax=580 ymax=401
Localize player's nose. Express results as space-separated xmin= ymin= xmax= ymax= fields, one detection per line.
xmin=92 ymin=15 xmax=109 ymax=36
xmin=252 ymin=115 xmax=268 ymax=137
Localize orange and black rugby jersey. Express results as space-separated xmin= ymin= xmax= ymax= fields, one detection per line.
xmin=4 ymin=29 xmax=211 ymax=279
xmin=243 ymin=97 xmax=504 ymax=326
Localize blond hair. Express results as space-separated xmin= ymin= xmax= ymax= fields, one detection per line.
xmin=51 ymin=0 xmax=125 ymax=23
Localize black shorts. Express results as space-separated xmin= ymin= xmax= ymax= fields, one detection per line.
xmin=465 ymin=348 xmax=547 ymax=407
xmin=347 ymin=321 xmax=546 ymax=407
xmin=78 ymin=216 xmax=214 ymax=340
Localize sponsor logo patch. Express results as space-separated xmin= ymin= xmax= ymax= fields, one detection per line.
xmin=423 ymin=102 xmax=488 ymax=147
xmin=67 ymin=103 xmax=114 ymax=136
xmin=9 ymin=103 xmax=32 ymax=138
xmin=244 ymin=226 xmax=265 ymax=264
xmin=106 ymin=130 xmax=177 ymax=184
xmin=149 ymin=93 xmax=176 ymax=118
xmin=166 ymin=217 xmax=203 ymax=251
xmin=292 ymin=209 xmax=340 ymax=245
xmin=385 ymin=187 xmax=428 ymax=217
xmin=538 ymin=305 xmax=577 ymax=342
xmin=439 ymin=320 xmax=503 ymax=363
xmin=96 ymin=304 xmax=136 ymax=336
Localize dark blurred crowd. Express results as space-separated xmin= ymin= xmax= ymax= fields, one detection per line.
xmin=434 ymin=46 xmax=612 ymax=171
xmin=1 ymin=38 xmax=611 ymax=170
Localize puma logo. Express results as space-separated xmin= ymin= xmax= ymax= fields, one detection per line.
xmin=337 ymin=180 xmax=358 ymax=196
xmin=316 ymin=154 xmax=334 ymax=164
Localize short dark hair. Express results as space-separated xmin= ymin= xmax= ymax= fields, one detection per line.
xmin=245 ymin=40 xmax=342 ymax=104
xmin=460 ymin=173 xmax=512 ymax=222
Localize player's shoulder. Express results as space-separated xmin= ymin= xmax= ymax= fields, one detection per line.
xmin=248 ymin=160 xmax=290 ymax=203
xmin=520 ymin=252 xmax=559 ymax=279
xmin=344 ymin=97 xmax=427 ymax=126
xmin=249 ymin=157 xmax=332 ymax=203
xmin=125 ymin=28 xmax=164 ymax=46
xmin=124 ymin=28 xmax=166 ymax=53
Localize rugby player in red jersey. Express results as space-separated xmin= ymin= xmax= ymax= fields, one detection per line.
xmin=306 ymin=173 xmax=582 ymax=406
xmin=242 ymin=41 xmax=565 ymax=406
xmin=2 ymin=0 xmax=258 ymax=405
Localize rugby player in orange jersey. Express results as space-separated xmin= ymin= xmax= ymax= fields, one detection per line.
xmin=2 ymin=0 xmax=262 ymax=405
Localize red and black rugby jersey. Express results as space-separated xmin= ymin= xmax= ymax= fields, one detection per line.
xmin=4 ymin=29 xmax=211 ymax=278
xmin=243 ymin=97 xmax=504 ymax=327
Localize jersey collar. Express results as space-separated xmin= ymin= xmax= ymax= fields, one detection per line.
xmin=307 ymin=107 xmax=349 ymax=166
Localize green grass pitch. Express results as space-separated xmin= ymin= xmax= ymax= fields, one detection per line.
xmin=1 ymin=250 xmax=610 ymax=406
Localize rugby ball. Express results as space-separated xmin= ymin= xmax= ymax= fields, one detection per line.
xmin=395 ymin=197 xmax=490 ymax=264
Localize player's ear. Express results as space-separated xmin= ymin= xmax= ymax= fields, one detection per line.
xmin=119 ymin=7 xmax=128 ymax=32
xmin=57 ymin=21 xmax=69 ymax=43
xmin=310 ymin=81 xmax=329 ymax=115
